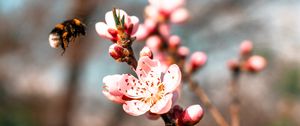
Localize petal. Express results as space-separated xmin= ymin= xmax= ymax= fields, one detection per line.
xmin=150 ymin=93 xmax=173 ymax=114
xmin=163 ymin=64 xmax=181 ymax=93
xmin=95 ymin=22 xmax=113 ymax=39
xmin=102 ymin=90 xmax=125 ymax=104
xmin=136 ymin=57 xmax=161 ymax=81
xmin=118 ymin=74 xmax=147 ymax=98
xmin=105 ymin=9 xmax=128 ymax=28
xmin=129 ymin=16 xmax=139 ymax=35
xmin=123 ymin=100 xmax=150 ymax=116
xmin=103 ymin=74 xmax=123 ymax=96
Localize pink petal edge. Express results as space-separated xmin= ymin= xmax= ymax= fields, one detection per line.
xmin=95 ymin=22 xmax=113 ymax=39
xmin=163 ymin=64 xmax=181 ymax=93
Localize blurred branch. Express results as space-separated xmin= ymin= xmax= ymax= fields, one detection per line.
xmin=229 ymin=71 xmax=240 ymax=126
xmin=186 ymin=75 xmax=229 ymax=126
xmin=59 ymin=0 xmax=100 ymax=126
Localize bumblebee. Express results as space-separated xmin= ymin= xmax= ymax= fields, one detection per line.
xmin=49 ymin=18 xmax=86 ymax=54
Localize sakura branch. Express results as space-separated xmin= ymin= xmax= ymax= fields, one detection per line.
xmin=135 ymin=0 xmax=230 ymax=126
xmin=227 ymin=40 xmax=267 ymax=126
xmin=96 ymin=8 xmax=203 ymax=126
xmin=94 ymin=1 xmax=267 ymax=126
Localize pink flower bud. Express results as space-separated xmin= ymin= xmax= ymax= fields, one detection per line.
xmin=170 ymin=8 xmax=189 ymax=24
xmin=227 ymin=59 xmax=240 ymax=72
xmin=240 ymin=40 xmax=253 ymax=56
xmin=189 ymin=52 xmax=207 ymax=72
xmin=168 ymin=35 xmax=181 ymax=49
xmin=179 ymin=104 xmax=204 ymax=126
xmin=244 ymin=55 xmax=267 ymax=72
xmin=109 ymin=44 xmax=129 ymax=61
xmin=96 ymin=9 xmax=139 ymax=42
xmin=159 ymin=23 xmax=170 ymax=38
xmin=177 ymin=46 xmax=189 ymax=58
xmin=140 ymin=46 xmax=153 ymax=59
xmin=146 ymin=35 xmax=162 ymax=52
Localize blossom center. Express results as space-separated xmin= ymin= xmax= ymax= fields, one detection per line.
xmin=142 ymin=83 xmax=165 ymax=105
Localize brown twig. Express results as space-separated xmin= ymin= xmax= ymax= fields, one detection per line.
xmin=229 ymin=70 xmax=240 ymax=126
xmin=161 ymin=114 xmax=176 ymax=126
xmin=186 ymin=74 xmax=229 ymax=126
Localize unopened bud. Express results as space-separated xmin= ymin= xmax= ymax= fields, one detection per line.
xmin=244 ymin=55 xmax=266 ymax=72
xmin=179 ymin=105 xmax=204 ymax=126
xmin=189 ymin=52 xmax=207 ymax=72
xmin=177 ymin=46 xmax=189 ymax=59
xmin=140 ymin=46 xmax=153 ymax=59
xmin=159 ymin=23 xmax=170 ymax=38
xmin=227 ymin=59 xmax=240 ymax=72
xmin=168 ymin=35 xmax=181 ymax=49
xmin=109 ymin=44 xmax=129 ymax=61
xmin=240 ymin=40 xmax=253 ymax=56
xmin=146 ymin=35 xmax=162 ymax=52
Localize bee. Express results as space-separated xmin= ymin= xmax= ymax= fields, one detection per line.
xmin=49 ymin=18 xmax=86 ymax=55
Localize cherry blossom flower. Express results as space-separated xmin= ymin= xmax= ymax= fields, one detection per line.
xmin=95 ymin=9 xmax=139 ymax=41
xmin=103 ymin=57 xmax=182 ymax=116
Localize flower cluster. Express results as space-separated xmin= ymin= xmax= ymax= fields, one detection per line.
xmin=95 ymin=3 xmax=266 ymax=126
xmin=95 ymin=8 xmax=139 ymax=68
xmin=96 ymin=8 xmax=204 ymax=123
xmin=134 ymin=0 xmax=207 ymax=74
xmin=135 ymin=0 xmax=189 ymax=41
xmin=228 ymin=40 xmax=267 ymax=73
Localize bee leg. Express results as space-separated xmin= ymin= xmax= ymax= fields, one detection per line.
xmin=70 ymin=37 xmax=75 ymax=44
xmin=61 ymin=49 xmax=66 ymax=56
xmin=60 ymin=42 xmax=66 ymax=56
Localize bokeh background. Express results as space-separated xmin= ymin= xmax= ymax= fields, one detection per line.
xmin=0 ymin=0 xmax=300 ymax=126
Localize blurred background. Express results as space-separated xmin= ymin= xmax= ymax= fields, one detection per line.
xmin=0 ymin=0 xmax=299 ymax=126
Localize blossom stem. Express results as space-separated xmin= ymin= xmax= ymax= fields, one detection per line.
xmin=229 ymin=69 xmax=240 ymax=126
xmin=126 ymin=46 xmax=137 ymax=70
xmin=161 ymin=114 xmax=176 ymax=126
xmin=186 ymin=75 xmax=229 ymax=126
